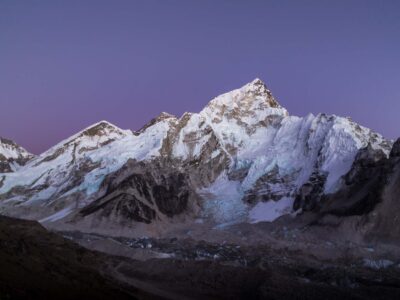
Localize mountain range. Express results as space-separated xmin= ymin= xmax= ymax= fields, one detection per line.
xmin=0 ymin=78 xmax=398 ymax=243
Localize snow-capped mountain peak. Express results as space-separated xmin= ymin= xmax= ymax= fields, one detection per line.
xmin=0 ymin=138 xmax=34 ymax=173
xmin=32 ymin=120 xmax=130 ymax=163
xmin=205 ymin=78 xmax=284 ymax=110
xmin=80 ymin=120 xmax=123 ymax=136
xmin=201 ymin=79 xmax=288 ymax=129
xmin=0 ymin=78 xmax=393 ymax=230
xmin=0 ymin=138 xmax=30 ymax=159
xmin=59 ymin=120 xmax=129 ymax=146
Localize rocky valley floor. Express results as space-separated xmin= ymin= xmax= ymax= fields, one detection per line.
xmin=2 ymin=215 xmax=400 ymax=299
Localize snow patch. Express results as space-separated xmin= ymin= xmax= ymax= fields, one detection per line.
xmin=248 ymin=197 xmax=294 ymax=223
xmin=363 ymin=259 xmax=394 ymax=269
xmin=39 ymin=206 xmax=74 ymax=223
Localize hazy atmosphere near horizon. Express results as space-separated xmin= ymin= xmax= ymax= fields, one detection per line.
xmin=1 ymin=0 xmax=399 ymax=154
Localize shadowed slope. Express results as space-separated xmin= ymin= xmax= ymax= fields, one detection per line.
xmin=0 ymin=216 xmax=155 ymax=300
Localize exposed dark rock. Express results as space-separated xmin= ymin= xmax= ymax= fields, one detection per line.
xmin=78 ymin=159 xmax=200 ymax=224
xmin=0 ymin=176 xmax=4 ymax=188
xmin=80 ymin=192 xmax=156 ymax=224
xmin=0 ymin=160 xmax=12 ymax=173
xmin=318 ymin=145 xmax=389 ymax=216
xmin=243 ymin=166 xmax=297 ymax=204
xmin=294 ymin=171 xmax=327 ymax=211
xmin=390 ymin=138 xmax=400 ymax=158
xmin=152 ymin=174 xmax=189 ymax=217
xmin=34 ymin=147 xmax=66 ymax=165
xmin=362 ymin=140 xmax=400 ymax=243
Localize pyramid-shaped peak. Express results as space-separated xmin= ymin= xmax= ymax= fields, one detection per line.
xmin=242 ymin=78 xmax=273 ymax=95
xmin=249 ymin=77 xmax=266 ymax=86
xmin=0 ymin=137 xmax=33 ymax=159
xmin=86 ymin=120 xmax=119 ymax=129
xmin=54 ymin=120 xmax=126 ymax=147
xmin=203 ymin=78 xmax=285 ymax=114
xmin=79 ymin=120 xmax=124 ymax=137
xmin=34 ymin=120 xmax=130 ymax=158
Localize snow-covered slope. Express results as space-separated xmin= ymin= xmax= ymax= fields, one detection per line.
xmin=0 ymin=119 xmax=175 ymax=205
xmin=0 ymin=137 xmax=34 ymax=173
xmin=167 ymin=79 xmax=391 ymax=223
xmin=0 ymin=79 xmax=392 ymax=228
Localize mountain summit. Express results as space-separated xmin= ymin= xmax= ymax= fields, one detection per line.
xmin=205 ymin=78 xmax=283 ymax=110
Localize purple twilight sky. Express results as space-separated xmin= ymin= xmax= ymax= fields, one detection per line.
xmin=1 ymin=0 xmax=399 ymax=154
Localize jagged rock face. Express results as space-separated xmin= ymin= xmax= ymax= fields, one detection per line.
xmin=362 ymin=139 xmax=400 ymax=243
xmin=293 ymin=172 xmax=327 ymax=212
xmin=243 ymin=166 xmax=298 ymax=204
xmin=293 ymin=143 xmax=390 ymax=214
xmin=315 ymin=146 xmax=389 ymax=216
xmin=77 ymin=159 xmax=200 ymax=225
xmin=390 ymin=139 xmax=400 ymax=157
xmin=303 ymin=139 xmax=400 ymax=244
xmin=0 ymin=137 xmax=34 ymax=173
xmin=0 ymin=79 xmax=393 ymax=229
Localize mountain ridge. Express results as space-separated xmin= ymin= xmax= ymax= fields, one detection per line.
xmin=0 ymin=78 xmax=395 ymax=239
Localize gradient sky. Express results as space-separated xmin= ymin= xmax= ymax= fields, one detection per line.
xmin=1 ymin=0 xmax=399 ymax=154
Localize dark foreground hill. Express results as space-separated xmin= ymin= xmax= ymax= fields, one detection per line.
xmin=0 ymin=216 xmax=151 ymax=300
